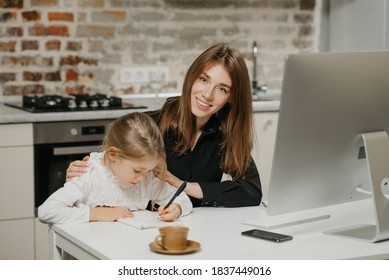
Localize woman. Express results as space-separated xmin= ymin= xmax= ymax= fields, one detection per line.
xmin=67 ymin=43 xmax=262 ymax=207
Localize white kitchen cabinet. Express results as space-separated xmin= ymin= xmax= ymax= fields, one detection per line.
xmin=0 ymin=123 xmax=34 ymax=259
xmin=0 ymin=124 xmax=34 ymax=220
xmin=0 ymin=219 xmax=35 ymax=259
xmin=0 ymin=146 xmax=34 ymax=220
xmin=252 ymin=112 xmax=278 ymax=201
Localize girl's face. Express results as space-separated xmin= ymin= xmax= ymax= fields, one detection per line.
xmin=111 ymin=156 xmax=159 ymax=187
xmin=190 ymin=63 xmax=232 ymax=126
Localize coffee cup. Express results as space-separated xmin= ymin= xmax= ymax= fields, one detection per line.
xmin=155 ymin=226 xmax=189 ymax=251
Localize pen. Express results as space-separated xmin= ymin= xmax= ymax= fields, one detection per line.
xmin=163 ymin=181 xmax=187 ymax=211
xmin=158 ymin=181 xmax=187 ymax=220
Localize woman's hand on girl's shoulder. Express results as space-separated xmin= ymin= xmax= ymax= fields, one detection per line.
xmin=66 ymin=156 xmax=90 ymax=182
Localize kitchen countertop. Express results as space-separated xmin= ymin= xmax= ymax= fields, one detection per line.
xmin=0 ymin=95 xmax=280 ymax=124
xmin=0 ymin=98 xmax=158 ymax=124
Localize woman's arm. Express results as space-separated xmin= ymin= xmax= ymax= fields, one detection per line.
xmin=154 ymin=159 xmax=262 ymax=207
xmin=198 ymin=159 xmax=262 ymax=207
xmin=153 ymin=168 xmax=204 ymax=199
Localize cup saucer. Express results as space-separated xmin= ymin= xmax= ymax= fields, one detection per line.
xmin=149 ymin=240 xmax=201 ymax=255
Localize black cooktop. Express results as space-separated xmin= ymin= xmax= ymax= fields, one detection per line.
xmin=5 ymin=94 xmax=147 ymax=113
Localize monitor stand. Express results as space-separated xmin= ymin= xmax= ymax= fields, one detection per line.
xmin=242 ymin=207 xmax=330 ymax=230
xmin=323 ymin=131 xmax=389 ymax=243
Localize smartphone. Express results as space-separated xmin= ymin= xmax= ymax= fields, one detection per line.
xmin=241 ymin=229 xmax=293 ymax=243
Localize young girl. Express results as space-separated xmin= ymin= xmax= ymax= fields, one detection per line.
xmin=38 ymin=112 xmax=192 ymax=224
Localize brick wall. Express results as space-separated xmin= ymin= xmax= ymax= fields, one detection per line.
xmin=0 ymin=0 xmax=321 ymax=98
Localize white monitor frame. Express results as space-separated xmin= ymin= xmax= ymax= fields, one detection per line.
xmin=243 ymin=51 xmax=389 ymax=242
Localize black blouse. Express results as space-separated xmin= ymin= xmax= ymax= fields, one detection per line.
xmin=147 ymin=108 xmax=262 ymax=208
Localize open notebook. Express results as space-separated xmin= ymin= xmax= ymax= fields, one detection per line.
xmin=117 ymin=210 xmax=183 ymax=230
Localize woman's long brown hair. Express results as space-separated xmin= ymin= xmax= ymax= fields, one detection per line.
xmin=158 ymin=43 xmax=253 ymax=180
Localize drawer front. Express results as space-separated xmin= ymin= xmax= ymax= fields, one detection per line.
xmin=0 ymin=123 xmax=33 ymax=147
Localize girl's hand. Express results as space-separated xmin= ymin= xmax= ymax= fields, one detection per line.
xmin=89 ymin=206 xmax=133 ymax=222
xmin=158 ymin=203 xmax=182 ymax=222
xmin=66 ymin=156 xmax=89 ymax=182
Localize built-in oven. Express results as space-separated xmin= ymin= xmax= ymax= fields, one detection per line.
xmin=33 ymin=119 xmax=114 ymax=215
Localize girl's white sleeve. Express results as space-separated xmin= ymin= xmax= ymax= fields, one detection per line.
xmin=152 ymin=176 xmax=193 ymax=216
xmin=37 ymin=178 xmax=90 ymax=224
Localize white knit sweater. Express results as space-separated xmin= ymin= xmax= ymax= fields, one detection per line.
xmin=38 ymin=152 xmax=192 ymax=224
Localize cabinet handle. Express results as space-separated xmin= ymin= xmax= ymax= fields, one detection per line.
xmin=264 ymin=119 xmax=273 ymax=130
xmin=53 ymin=145 xmax=101 ymax=156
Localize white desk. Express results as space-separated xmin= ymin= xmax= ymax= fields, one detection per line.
xmin=49 ymin=199 xmax=389 ymax=260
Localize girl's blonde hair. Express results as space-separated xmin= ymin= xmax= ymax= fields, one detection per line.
xmin=157 ymin=43 xmax=253 ymax=180
xmin=102 ymin=112 xmax=167 ymax=206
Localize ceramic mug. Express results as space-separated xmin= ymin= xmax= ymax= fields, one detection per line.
xmin=155 ymin=226 xmax=189 ymax=251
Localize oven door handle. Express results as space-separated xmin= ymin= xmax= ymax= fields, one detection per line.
xmin=53 ymin=145 xmax=102 ymax=156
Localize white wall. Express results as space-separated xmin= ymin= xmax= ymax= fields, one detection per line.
xmin=324 ymin=0 xmax=389 ymax=52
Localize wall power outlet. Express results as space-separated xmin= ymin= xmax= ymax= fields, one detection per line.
xmin=120 ymin=67 xmax=169 ymax=84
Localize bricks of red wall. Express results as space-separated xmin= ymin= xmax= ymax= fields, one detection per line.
xmin=0 ymin=0 xmax=320 ymax=97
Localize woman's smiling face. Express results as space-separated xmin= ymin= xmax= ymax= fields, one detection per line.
xmin=190 ymin=63 xmax=232 ymax=125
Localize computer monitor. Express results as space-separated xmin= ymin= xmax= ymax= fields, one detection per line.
xmin=244 ymin=51 xmax=389 ymax=242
